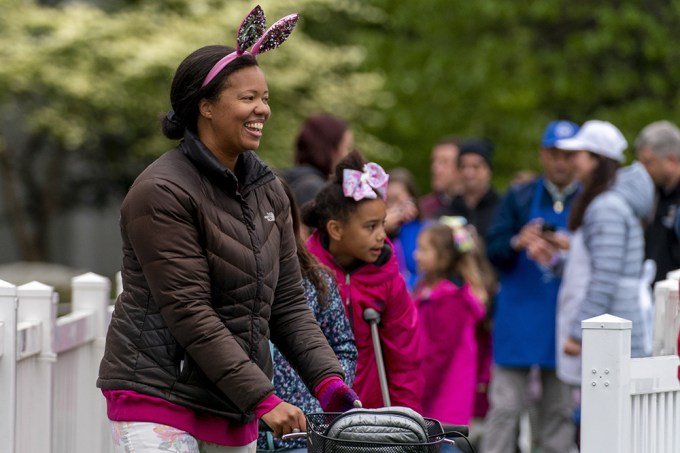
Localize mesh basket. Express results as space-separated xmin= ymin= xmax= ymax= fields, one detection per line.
xmin=305 ymin=412 xmax=449 ymax=453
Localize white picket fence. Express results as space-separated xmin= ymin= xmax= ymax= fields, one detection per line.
xmin=580 ymin=273 xmax=680 ymax=453
xmin=1 ymin=270 xmax=679 ymax=452
xmin=0 ymin=272 xmax=114 ymax=453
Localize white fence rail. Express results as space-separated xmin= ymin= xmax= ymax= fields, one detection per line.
xmin=580 ymin=314 xmax=680 ymax=453
xmin=0 ymin=272 xmax=113 ymax=453
xmin=3 ymin=269 xmax=680 ymax=452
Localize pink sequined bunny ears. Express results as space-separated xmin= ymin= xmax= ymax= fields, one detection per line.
xmin=202 ymin=5 xmax=299 ymax=87
xmin=343 ymin=163 xmax=389 ymax=202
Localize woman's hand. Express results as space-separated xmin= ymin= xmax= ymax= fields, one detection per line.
xmin=563 ymin=337 xmax=582 ymax=356
xmin=260 ymin=402 xmax=307 ymax=439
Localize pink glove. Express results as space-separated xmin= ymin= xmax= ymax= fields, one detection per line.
xmin=316 ymin=377 xmax=362 ymax=412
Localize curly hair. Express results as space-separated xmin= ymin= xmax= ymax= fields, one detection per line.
xmin=278 ymin=176 xmax=331 ymax=307
xmin=301 ymin=150 xmax=378 ymax=232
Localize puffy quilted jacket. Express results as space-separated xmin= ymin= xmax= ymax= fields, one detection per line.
xmin=98 ymin=131 xmax=343 ymax=423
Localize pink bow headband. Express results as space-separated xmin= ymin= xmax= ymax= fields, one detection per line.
xmin=343 ymin=163 xmax=389 ymax=202
xmin=202 ymin=5 xmax=299 ymax=88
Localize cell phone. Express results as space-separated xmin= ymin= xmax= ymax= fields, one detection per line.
xmin=541 ymin=223 xmax=556 ymax=233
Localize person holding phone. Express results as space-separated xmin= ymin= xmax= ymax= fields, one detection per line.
xmin=482 ymin=120 xmax=581 ymax=453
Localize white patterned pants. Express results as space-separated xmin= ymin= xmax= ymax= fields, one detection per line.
xmin=111 ymin=421 xmax=257 ymax=453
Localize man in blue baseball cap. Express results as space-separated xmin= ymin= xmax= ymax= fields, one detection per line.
xmin=481 ymin=120 xmax=580 ymax=453
xmin=542 ymin=120 xmax=580 ymax=149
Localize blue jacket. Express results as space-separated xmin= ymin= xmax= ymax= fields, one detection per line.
xmin=486 ymin=177 xmax=579 ymax=367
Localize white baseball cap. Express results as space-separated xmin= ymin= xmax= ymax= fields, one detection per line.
xmin=555 ymin=120 xmax=627 ymax=162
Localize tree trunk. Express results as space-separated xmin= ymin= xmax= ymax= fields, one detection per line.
xmin=0 ymin=145 xmax=43 ymax=261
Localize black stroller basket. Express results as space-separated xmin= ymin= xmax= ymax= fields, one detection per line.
xmin=302 ymin=410 xmax=455 ymax=453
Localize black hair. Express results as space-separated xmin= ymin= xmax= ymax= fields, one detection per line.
xmin=277 ymin=175 xmax=331 ymax=308
xmin=568 ymin=153 xmax=620 ymax=230
xmin=301 ymin=150 xmax=377 ymax=233
xmin=160 ymin=45 xmax=258 ymax=140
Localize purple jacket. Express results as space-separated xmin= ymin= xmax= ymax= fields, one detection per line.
xmin=414 ymin=280 xmax=485 ymax=425
xmin=307 ymin=232 xmax=423 ymax=411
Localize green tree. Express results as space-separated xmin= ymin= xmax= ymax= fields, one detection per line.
xmin=0 ymin=0 xmax=390 ymax=260
xmin=335 ymin=0 xmax=680 ymax=192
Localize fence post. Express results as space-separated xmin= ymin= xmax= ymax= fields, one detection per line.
xmin=653 ymin=279 xmax=680 ymax=356
xmin=580 ymin=314 xmax=632 ymax=453
xmin=71 ymin=272 xmax=112 ymax=453
xmin=0 ymin=280 xmax=18 ymax=452
xmin=16 ymin=281 xmax=57 ymax=453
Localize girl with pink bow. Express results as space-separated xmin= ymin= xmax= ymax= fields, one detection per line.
xmin=303 ymin=150 xmax=424 ymax=411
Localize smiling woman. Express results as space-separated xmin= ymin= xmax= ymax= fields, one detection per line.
xmin=96 ymin=5 xmax=360 ymax=453
xmin=198 ymin=65 xmax=270 ymax=170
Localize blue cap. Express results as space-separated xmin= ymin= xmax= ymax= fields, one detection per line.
xmin=541 ymin=120 xmax=579 ymax=147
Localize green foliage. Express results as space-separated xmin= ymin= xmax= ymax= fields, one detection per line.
xmin=0 ymin=0 xmax=390 ymax=259
xmin=3 ymin=0 xmax=680 ymax=260
xmin=0 ymin=0 xmax=392 ymax=191
xmin=341 ymin=0 xmax=680 ymax=192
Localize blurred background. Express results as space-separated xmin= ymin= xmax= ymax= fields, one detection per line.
xmin=1 ymin=0 xmax=679 ymax=286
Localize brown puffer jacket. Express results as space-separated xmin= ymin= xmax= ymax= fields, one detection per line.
xmin=97 ymin=131 xmax=343 ymax=423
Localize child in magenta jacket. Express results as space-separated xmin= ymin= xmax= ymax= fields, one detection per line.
xmin=303 ymin=151 xmax=423 ymax=411
xmin=413 ymin=218 xmax=487 ymax=425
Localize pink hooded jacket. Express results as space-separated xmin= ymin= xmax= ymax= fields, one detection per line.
xmin=414 ymin=279 xmax=485 ymax=425
xmin=307 ymin=231 xmax=423 ymax=411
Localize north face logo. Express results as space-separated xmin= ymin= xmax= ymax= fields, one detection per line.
xmin=264 ymin=212 xmax=275 ymax=222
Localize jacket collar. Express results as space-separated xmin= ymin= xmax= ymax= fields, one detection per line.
xmin=314 ymin=231 xmax=393 ymax=272
xmin=180 ymin=129 xmax=274 ymax=195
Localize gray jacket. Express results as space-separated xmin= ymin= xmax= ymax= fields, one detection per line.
xmin=569 ymin=162 xmax=654 ymax=357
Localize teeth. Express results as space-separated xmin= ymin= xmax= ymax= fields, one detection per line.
xmin=245 ymin=122 xmax=263 ymax=131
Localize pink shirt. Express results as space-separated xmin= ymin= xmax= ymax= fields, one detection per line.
xmin=103 ymin=390 xmax=282 ymax=446
xmin=414 ymin=279 xmax=485 ymax=424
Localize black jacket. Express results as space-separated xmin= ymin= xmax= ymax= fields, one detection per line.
xmin=438 ymin=188 xmax=501 ymax=238
xmin=98 ymin=131 xmax=343 ymax=423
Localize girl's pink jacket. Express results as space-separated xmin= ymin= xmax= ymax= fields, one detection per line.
xmin=414 ymin=279 xmax=485 ymax=425
xmin=307 ymin=232 xmax=423 ymax=411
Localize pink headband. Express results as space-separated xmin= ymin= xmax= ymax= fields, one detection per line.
xmin=343 ymin=163 xmax=389 ymax=202
xmin=201 ymin=5 xmax=299 ymax=88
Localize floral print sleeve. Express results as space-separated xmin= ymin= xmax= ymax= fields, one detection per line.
xmin=313 ymin=273 xmax=357 ymax=386
xmin=257 ymin=274 xmax=357 ymax=450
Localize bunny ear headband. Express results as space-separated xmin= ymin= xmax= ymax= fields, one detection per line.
xmin=439 ymin=216 xmax=475 ymax=253
xmin=202 ymin=5 xmax=299 ymax=87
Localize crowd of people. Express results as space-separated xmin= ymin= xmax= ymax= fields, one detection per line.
xmin=277 ymin=114 xmax=676 ymax=453
xmin=96 ymin=5 xmax=680 ymax=453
